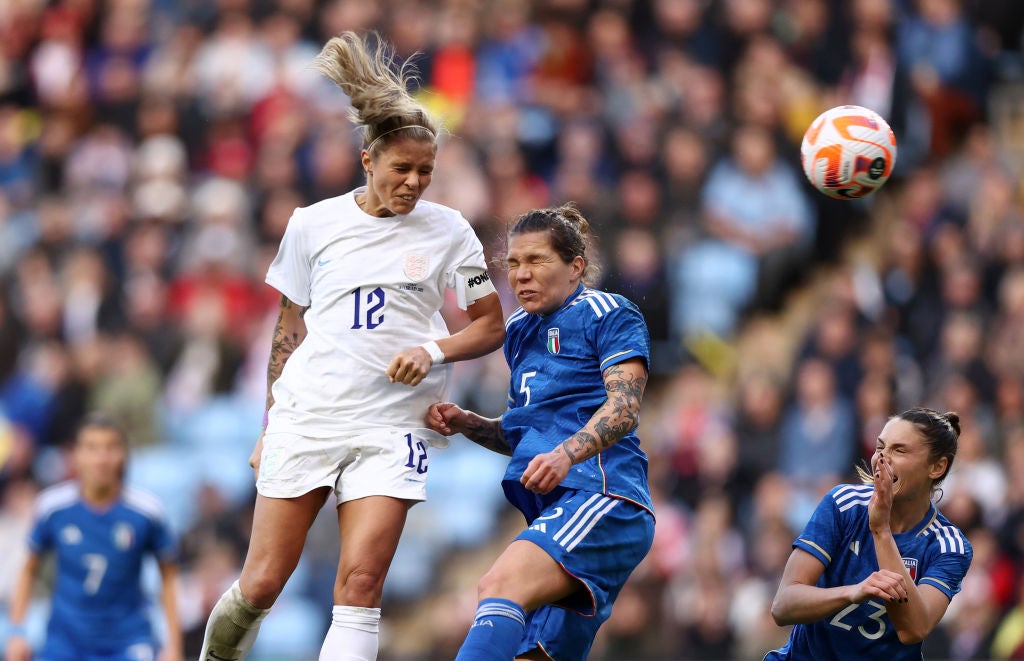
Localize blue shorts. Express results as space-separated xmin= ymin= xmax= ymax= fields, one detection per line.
xmin=511 ymin=487 xmax=655 ymax=661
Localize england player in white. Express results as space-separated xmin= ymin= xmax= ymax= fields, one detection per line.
xmin=198 ymin=31 xmax=504 ymax=661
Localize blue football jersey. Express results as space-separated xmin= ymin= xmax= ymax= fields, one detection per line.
xmin=501 ymin=285 xmax=653 ymax=519
xmin=766 ymin=484 xmax=973 ymax=661
xmin=28 ymin=482 xmax=177 ymax=653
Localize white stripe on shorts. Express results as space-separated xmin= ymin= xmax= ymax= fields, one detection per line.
xmin=552 ymin=494 xmax=619 ymax=552
xmin=552 ymin=493 xmax=604 ymax=543
xmin=564 ymin=498 xmax=619 ymax=552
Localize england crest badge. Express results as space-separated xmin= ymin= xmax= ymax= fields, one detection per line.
xmin=403 ymin=253 xmax=429 ymax=282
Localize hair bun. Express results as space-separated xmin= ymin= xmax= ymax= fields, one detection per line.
xmin=943 ymin=411 xmax=961 ymax=436
xmin=555 ymin=202 xmax=589 ymax=236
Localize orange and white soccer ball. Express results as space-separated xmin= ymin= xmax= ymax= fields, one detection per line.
xmin=800 ymin=105 xmax=897 ymax=199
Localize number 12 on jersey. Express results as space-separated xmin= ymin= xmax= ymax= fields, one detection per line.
xmin=351 ymin=286 xmax=385 ymax=329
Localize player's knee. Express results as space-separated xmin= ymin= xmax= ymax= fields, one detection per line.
xmin=336 ymin=566 xmax=386 ymax=606
xmin=476 ymin=565 xmax=514 ymax=601
xmin=239 ymin=570 xmax=288 ymax=608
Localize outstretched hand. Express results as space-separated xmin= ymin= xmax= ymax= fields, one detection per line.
xmin=387 ymin=346 xmax=434 ymax=386
xmin=426 ymin=402 xmax=467 ymax=436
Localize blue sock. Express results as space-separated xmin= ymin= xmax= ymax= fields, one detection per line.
xmin=454 ymin=598 xmax=527 ymax=661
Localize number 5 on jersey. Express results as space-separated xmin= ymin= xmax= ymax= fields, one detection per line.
xmin=520 ymin=371 xmax=538 ymax=406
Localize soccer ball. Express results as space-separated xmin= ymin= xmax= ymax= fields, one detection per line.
xmin=800 ymin=105 xmax=897 ymax=199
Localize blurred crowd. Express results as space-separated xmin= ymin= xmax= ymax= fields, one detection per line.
xmin=1 ymin=0 xmax=1023 ymax=658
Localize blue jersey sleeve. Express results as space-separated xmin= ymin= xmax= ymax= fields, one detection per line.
xmin=792 ymin=488 xmax=844 ymax=567
xmin=920 ymin=533 xmax=972 ymax=600
xmin=146 ymin=513 xmax=178 ymax=563
xmin=27 ymin=510 xmax=53 ymax=554
xmin=590 ymin=299 xmax=650 ymax=375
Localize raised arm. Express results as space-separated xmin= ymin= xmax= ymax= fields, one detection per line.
xmin=521 ymin=357 xmax=648 ymax=495
xmin=868 ymin=457 xmax=955 ymax=643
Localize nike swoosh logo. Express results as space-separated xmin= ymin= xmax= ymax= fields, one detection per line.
xmin=318 ymin=258 xmax=332 ymax=267
xmin=207 ymin=653 xmax=235 ymax=661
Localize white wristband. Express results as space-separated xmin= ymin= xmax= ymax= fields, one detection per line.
xmin=420 ymin=340 xmax=445 ymax=365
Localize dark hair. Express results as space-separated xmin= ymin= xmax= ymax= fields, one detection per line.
xmin=75 ymin=412 xmax=128 ymax=446
xmin=858 ymin=407 xmax=961 ymax=489
xmin=896 ymin=407 xmax=960 ymax=485
xmin=312 ymin=31 xmax=438 ymax=154
xmin=508 ymin=202 xmax=599 ymax=283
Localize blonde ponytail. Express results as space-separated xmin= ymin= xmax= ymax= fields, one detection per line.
xmin=312 ymin=31 xmax=438 ymax=151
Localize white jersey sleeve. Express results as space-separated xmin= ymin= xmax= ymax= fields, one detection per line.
xmin=445 ymin=217 xmax=493 ymax=309
xmin=266 ymin=211 xmax=312 ymax=307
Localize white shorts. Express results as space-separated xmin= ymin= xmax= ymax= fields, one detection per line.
xmin=256 ymin=429 xmax=433 ymax=503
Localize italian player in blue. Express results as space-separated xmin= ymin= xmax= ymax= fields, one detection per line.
xmin=426 ymin=203 xmax=655 ymax=661
xmin=5 ymin=413 xmax=182 ymax=661
xmin=767 ymin=408 xmax=973 ymax=661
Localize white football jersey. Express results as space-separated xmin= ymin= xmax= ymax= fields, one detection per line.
xmin=265 ymin=188 xmax=490 ymax=437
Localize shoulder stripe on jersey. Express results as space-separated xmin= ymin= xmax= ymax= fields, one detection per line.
xmin=926 ymin=520 xmax=967 ymax=554
xmin=833 ymin=484 xmax=872 ymax=512
xmin=797 ymin=538 xmax=832 ymax=563
xmin=833 ymin=484 xmax=872 ymax=500
xmin=600 ymin=349 xmax=635 ymax=370
xmin=551 ymin=494 xmax=619 ymax=553
xmin=124 ymin=487 xmax=167 ymax=521
xmin=835 ymin=489 xmax=876 ymax=515
xmin=34 ymin=482 xmax=79 ymax=519
xmin=584 ymin=297 xmax=604 ymax=317
xmin=921 ymin=577 xmax=953 ymax=591
xmin=505 ymin=308 xmax=528 ymax=329
xmin=570 ymin=289 xmax=620 ymax=318
xmin=835 ymin=499 xmax=868 ymax=515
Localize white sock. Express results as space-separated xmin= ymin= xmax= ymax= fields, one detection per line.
xmin=199 ymin=581 xmax=270 ymax=660
xmin=318 ymin=605 xmax=381 ymax=661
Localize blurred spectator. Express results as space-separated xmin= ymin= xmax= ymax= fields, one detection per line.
xmin=672 ymin=123 xmax=814 ymax=339
xmin=778 ymin=356 xmax=857 ymax=527
xmin=896 ymin=0 xmax=991 ymax=159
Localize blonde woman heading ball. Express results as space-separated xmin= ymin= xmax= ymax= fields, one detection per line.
xmin=198 ymin=31 xmax=505 ymax=661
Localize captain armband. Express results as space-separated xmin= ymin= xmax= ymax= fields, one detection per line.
xmin=454 ymin=266 xmax=496 ymax=310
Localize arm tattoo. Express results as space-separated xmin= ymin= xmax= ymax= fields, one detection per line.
xmin=266 ymin=295 xmax=306 ymax=410
xmin=559 ymin=362 xmax=647 ymax=464
xmin=562 ymin=431 xmax=598 ymax=463
xmin=462 ymin=414 xmax=512 ymax=456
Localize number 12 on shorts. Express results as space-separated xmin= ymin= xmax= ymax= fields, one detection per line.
xmin=404 ymin=433 xmax=428 ymax=474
